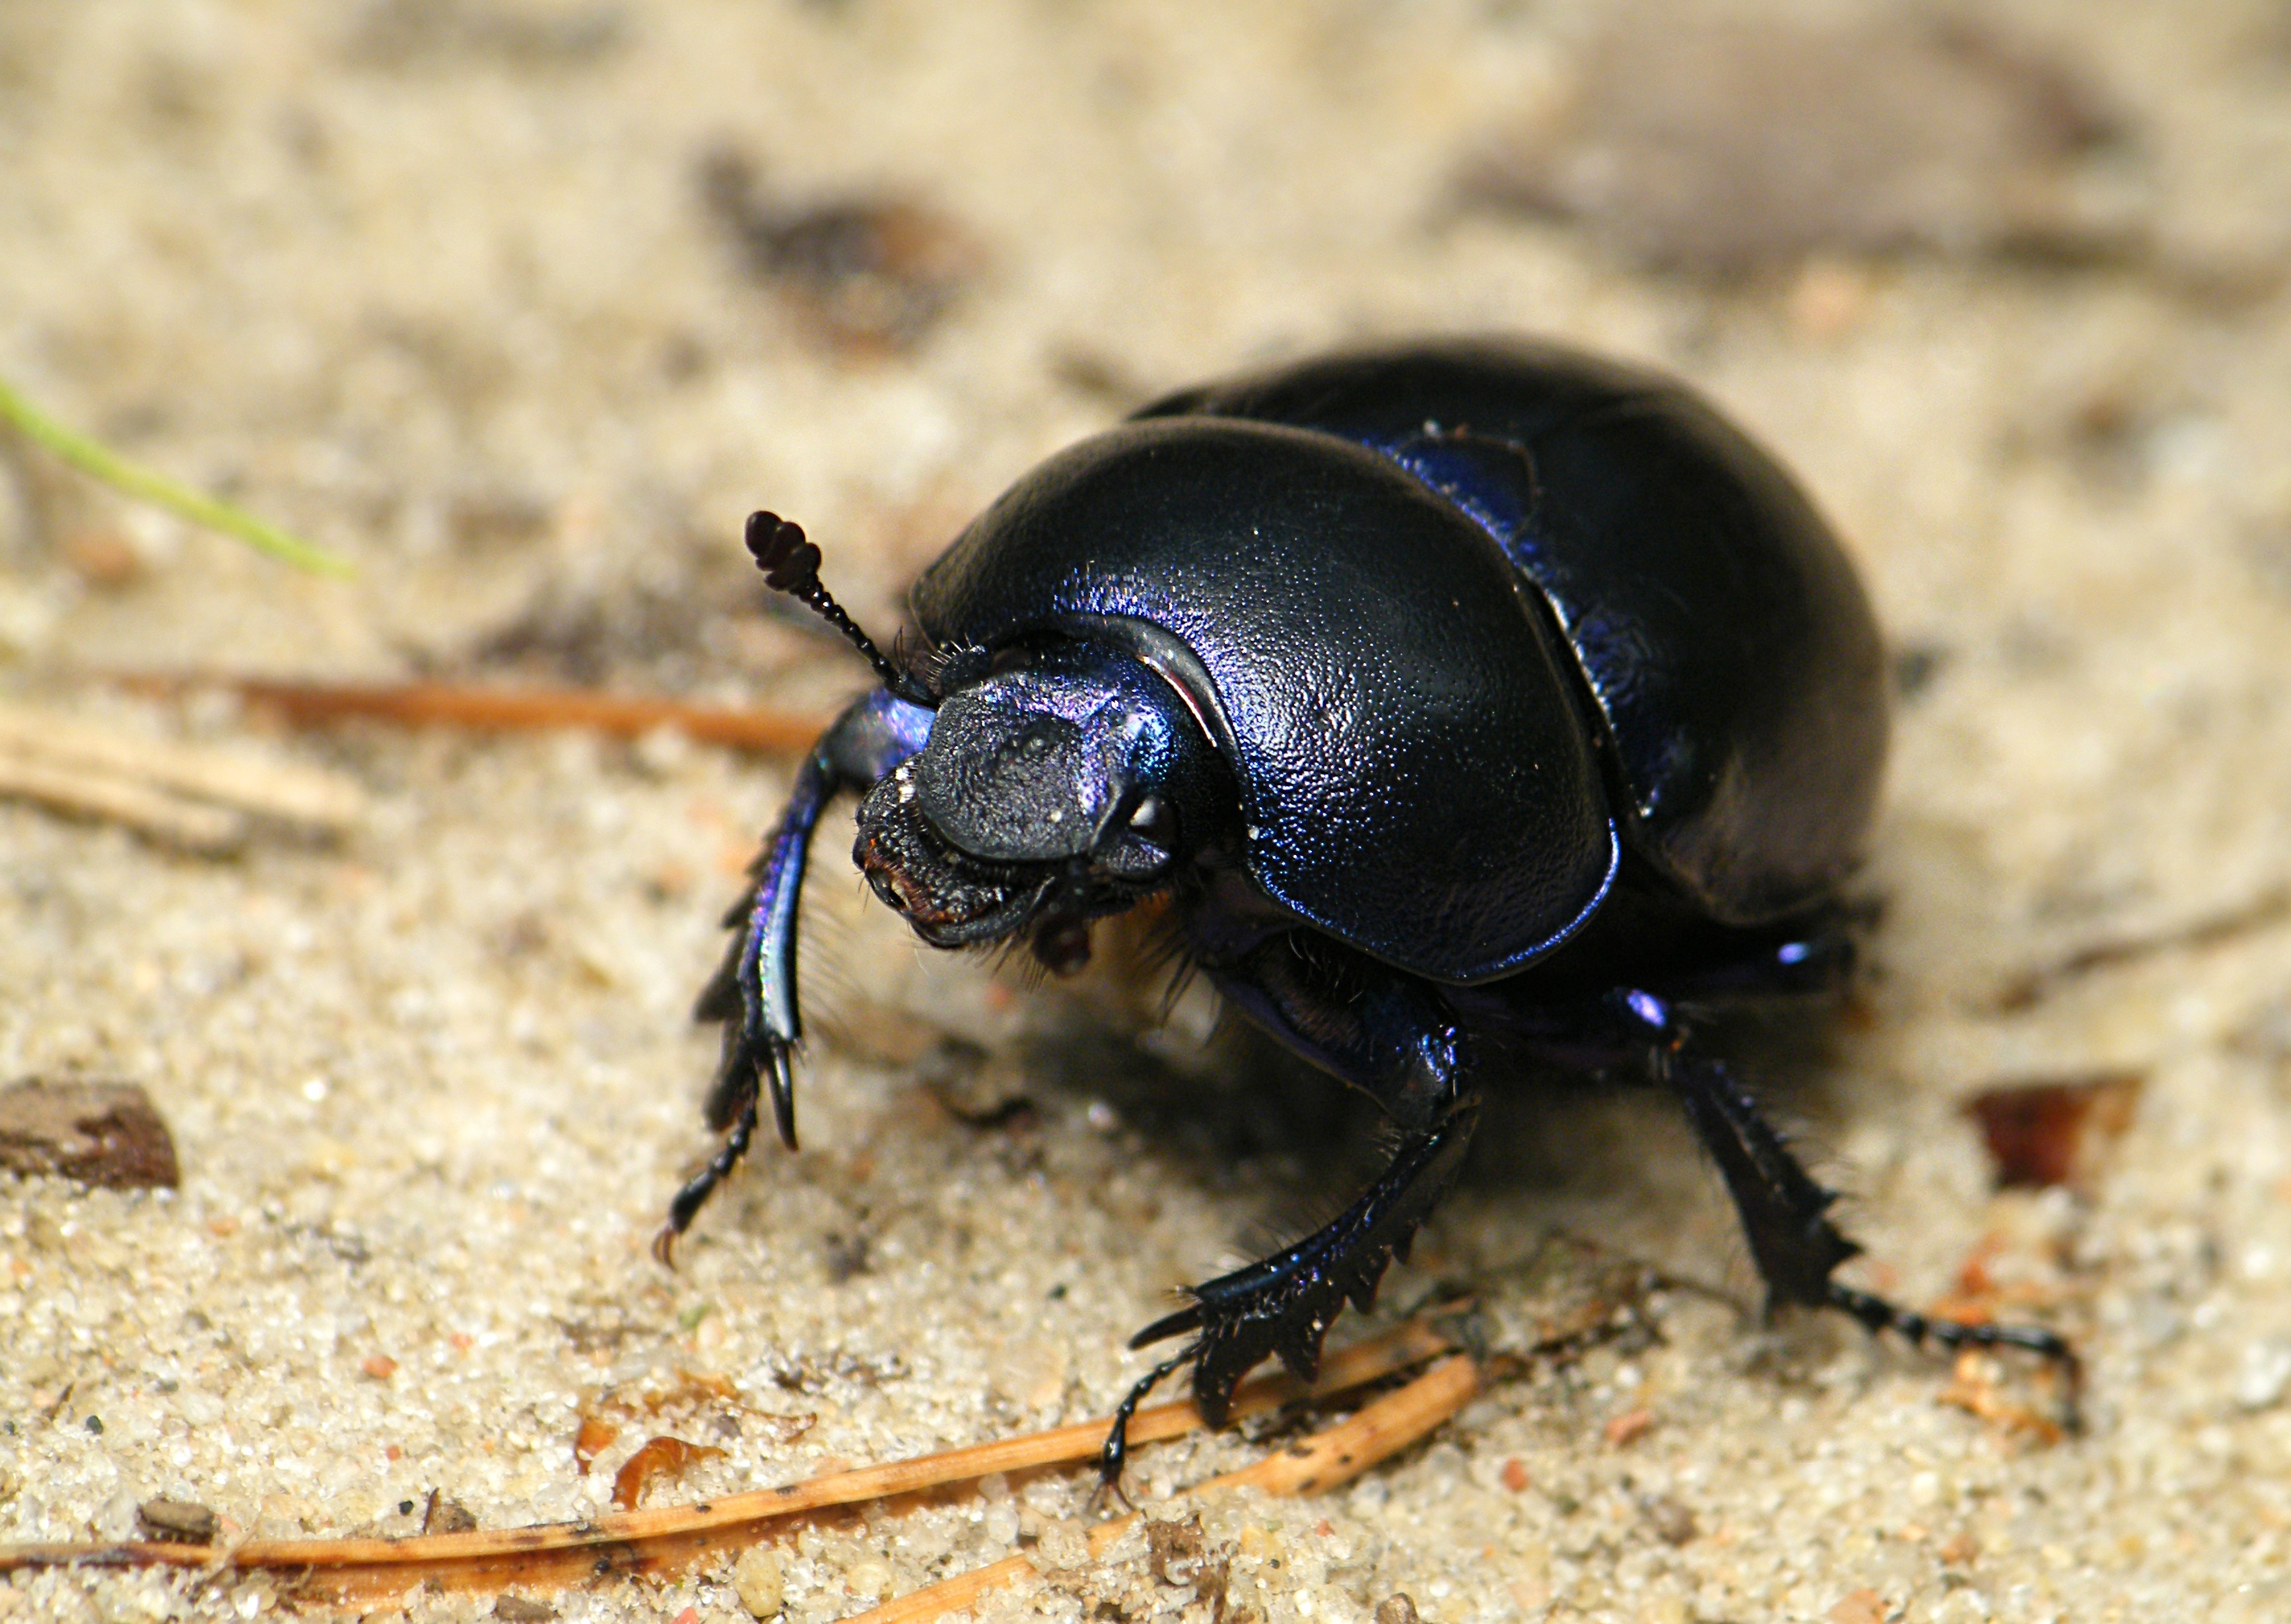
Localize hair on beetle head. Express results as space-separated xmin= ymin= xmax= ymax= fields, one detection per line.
xmin=744 ymin=510 xmax=928 ymax=700
xmin=916 ymin=640 xmax=992 ymax=699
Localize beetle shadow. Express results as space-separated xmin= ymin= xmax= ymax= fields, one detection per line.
xmin=1011 ymin=1011 xmax=1369 ymax=1192
xmin=1456 ymin=999 xmax=1872 ymax=1299
xmin=1004 ymin=986 xmax=1871 ymax=1312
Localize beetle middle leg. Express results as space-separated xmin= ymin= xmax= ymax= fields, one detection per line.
xmin=662 ymin=687 xmax=934 ymax=1260
xmin=1099 ymin=934 xmax=1482 ymax=1489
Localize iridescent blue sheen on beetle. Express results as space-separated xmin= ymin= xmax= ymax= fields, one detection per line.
xmin=667 ymin=339 xmax=2074 ymax=1488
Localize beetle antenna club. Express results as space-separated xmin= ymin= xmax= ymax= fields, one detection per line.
xmin=745 ymin=510 xmax=917 ymax=696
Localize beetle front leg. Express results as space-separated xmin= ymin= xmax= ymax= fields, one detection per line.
xmin=661 ymin=688 xmax=934 ymax=1260
xmin=1099 ymin=935 xmax=1480 ymax=1490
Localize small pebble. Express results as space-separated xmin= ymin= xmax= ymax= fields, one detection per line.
xmin=733 ymin=1547 xmax=784 ymax=1619
xmin=136 ymin=1499 xmax=219 ymax=1545
xmin=2237 ymin=1341 xmax=2291 ymax=1411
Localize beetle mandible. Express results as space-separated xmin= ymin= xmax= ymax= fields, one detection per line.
xmin=662 ymin=338 xmax=2073 ymax=1485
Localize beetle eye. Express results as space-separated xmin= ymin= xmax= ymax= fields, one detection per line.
xmin=1128 ymin=795 xmax=1178 ymax=850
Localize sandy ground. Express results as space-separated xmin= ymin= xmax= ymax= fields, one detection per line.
xmin=6 ymin=1 xmax=2291 ymax=1620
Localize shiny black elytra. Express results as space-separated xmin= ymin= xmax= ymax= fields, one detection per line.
xmin=666 ymin=339 xmax=2074 ymax=1487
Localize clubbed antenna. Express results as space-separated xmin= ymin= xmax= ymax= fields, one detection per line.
xmin=745 ymin=510 xmax=908 ymax=692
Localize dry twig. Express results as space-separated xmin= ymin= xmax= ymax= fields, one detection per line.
xmin=110 ymin=672 xmax=827 ymax=755
xmin=843 ymin=1357 xmax=1484 ymax=1624
xmin=0 ymin=698 xmax=363 ymax=850
xmin=0 ymin=750 xmax=246 ymax=852
xmin=0 ymin=1310 xmax=1468 ymax=1606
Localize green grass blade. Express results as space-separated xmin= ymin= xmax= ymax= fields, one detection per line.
xmin=0 ymin=376 xmax=352 ymax=578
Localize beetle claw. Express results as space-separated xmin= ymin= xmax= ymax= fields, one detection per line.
xmin=764 ymin=1038 xmax=798 ymax=1152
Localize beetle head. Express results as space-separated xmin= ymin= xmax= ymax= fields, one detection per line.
xmin=854 ymin=640 xmax=1218 ymax=972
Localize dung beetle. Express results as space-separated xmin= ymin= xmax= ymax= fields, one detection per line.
xmin=664 ymin=338 xmax=2074 ymax=1485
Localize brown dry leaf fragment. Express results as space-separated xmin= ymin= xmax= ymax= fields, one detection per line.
xmin=573 ymin=1416 xmax=619 ymax=1475
xmin=578 ymin=1368 xmax=778 ymax=1462
xmin=753 ymin=1411 xmax=817 ymax=1450
xmin=640 ymin=1370 xmax=744 ymax=1415
xmin=1141 ymin=1516 xmax=1206 ymax=1588
xmin=1602 ymin=1407 xmax=1653 ymax=1448
xmin=1964 ymin=1071 xmax=2143 ymax=1189
xmin=1939 ymin=1351 xmax=2068 ymax=1447
xmin=0 ymin=1079 xmax=179 ymax=1189
xmin=697 ymin=148 xmax=979 ymax=354
xmin=612 ymin=1437 xmax=729 ymax=1512
xmin=1460 ymin=13 xmax=2140 ymax=272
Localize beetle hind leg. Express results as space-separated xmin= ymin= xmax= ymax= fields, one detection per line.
xmin=1098 ymin=1095 xmax=1479 ymax=1490
xmin=1640 ymin=1003 xmax=2078 ymax=1406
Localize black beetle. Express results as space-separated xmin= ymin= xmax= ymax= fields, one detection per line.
xmin=664 ymin=338 xmax=2072 ymax=1484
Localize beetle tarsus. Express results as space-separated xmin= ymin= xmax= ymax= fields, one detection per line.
xmin=1823 ymin=1280 xmax=2078 ymax=1362
xmin=1096 ymin=1346 xmax=1196 ymax=1497
xmin=665 ymin=1004 xmax=794 ymax=1257
xmin=1824 ymin=1281 xmax=2083 ymax=1425
xmin=660 ymin=1080 xmax=761 ymax=1264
